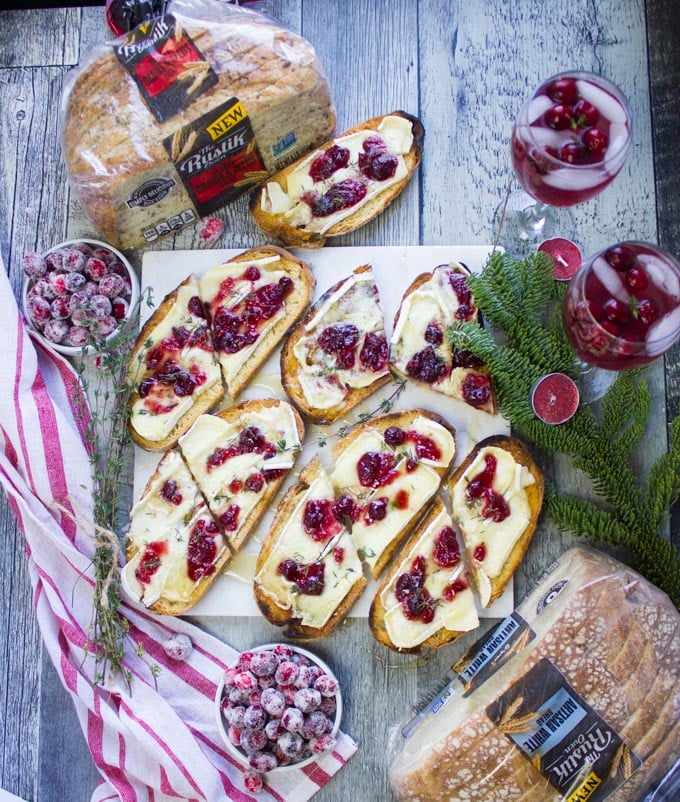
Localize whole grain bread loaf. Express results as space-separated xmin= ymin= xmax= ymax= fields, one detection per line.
xmin=389 ymin=546 xmax=680 ymax=802
xmin=60 ymin=0 xmax=335 ymax=248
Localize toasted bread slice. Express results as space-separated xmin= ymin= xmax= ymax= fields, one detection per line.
xmin=127 ymin=274 xmax=224 ymax=451
xmin=199 ymin=246 xmax=314 ymax=399
xmin=448 ymin=435 xmax=544 ymax=607
xmin=330 ymin=409 xmax=457 ymax=579
xmin=389 ymin=262 xmax=497 ymax=416
xmin=250 ymin=111 xmax=424 ymax=248
xmin=178 ymin=399 xmax=304 ymax=553
xmin=281 ymin=264 xmax=390 ymax=423
xmin=369 ymin=497 xmax=479 ymax=653
xmin=121 ymin=450 xmax=232 ymax=616
xmin=253 ymin=457 xmax=367 ymax=640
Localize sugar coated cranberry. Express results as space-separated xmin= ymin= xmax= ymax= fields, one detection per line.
xmin=546 ymin=77 xmax=579 ymax=105
xmin=111 ymin=296 xmax=129 ymax=320
xmin=282 ymin=706 xmax=304 ymax=733
xmin=26 ymin=295 xmax=53 ymax=327
xmin=63 ymin=272 xmax=86 ymax=293
xmin=43 ymin=319 xmax=69 ymax=343
xmin=543 ymin=104 xmax=574 ymax=130
xmin=309 ymin=734 xmax=336 ymax=755
xmin=198 ymin=216 xmax=224 ymax=244
xmin=243 ymin=771 xmax=263 ymax=794
xmin=88 ymin=294 xmax=113 ymax=318
xmin=250 ymin=651 xmax=279 ymax=677
xmin=84 ymin=257 xmax=107 ymax=281
xmin=314 ymin=674 xmax=338 ymax=697
xmin=62 ymin=248 xmax=86 ymax=272
xmin=243 ymin=704 xmax=267 ymax=730
xmin=275 ymin=660 xmax=299 ymax=686
xmin=277 ymin=731 xmax=304 ymax=757
xmin=29 ymin=278 xmax=55 ymax=300
xmin=65 ymin=326 xmax=89 ymax=347
xmin=261 ymin=687 xmax=286 ymax=717
xmin=162 ymin=633 xmax=192 ymax=661
xmin=22 ymin=252 xmax=47 ymax=278
xmin=51 ymin=295 xmax=71 ymax=320
xmin=96 ymin=316 xmax=117 ymax=337
xmin=98 ymin=273 xmax=125 ymax=298
xmin=294 ymin=687 xmax=321 ymax=713
xmin=233 ymin=670 xmax=258 ymax=692
xmin=240 ymin=728 xmax=267 ymax=754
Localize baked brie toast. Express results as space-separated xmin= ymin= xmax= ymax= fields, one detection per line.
xmin=369 ymin=497 xmax=479 ymax=653
xmin=448 ymin=435 xmax=544 ymax=607
xmin=250 ymin=111 xmax=424 ymax=247
xmin=389 ymin=262 xmax=497 ymax=415
xmin=281 ymin=264 xmax=390 ymax=423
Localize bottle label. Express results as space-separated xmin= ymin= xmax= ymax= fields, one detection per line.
xmin=114 ymin=15 xmax=218 ymax=122
xmin=486 ymin=658 xmax=641 ymax=801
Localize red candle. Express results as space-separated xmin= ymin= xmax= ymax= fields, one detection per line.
xmin=538 ymin=238 xmax=582 ymax=281
xmin=531 ymin=372 xmax=580 ymax=424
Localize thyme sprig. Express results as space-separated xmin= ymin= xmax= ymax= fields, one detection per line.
xmin=448 ymin=250 xmax=680 ymax=606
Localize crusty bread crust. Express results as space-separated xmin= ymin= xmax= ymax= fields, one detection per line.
xmin=389 ymin=265 xmax=497 ymax=416
xmin=332 ymin=409 xmax=457 ymax=579
xmin=447 ymin=435 xmax=544 ymax=606
xmin=280 ymin=264 xmax=391 ymax=423
xmin=209 ymin=246 xmax=315 ymax=399
xmin=253 ymin=457 xmax=367 ymax=640
xmin=369 ymin=496 xmax=476 ymax=653
xmin=128 ymin=274 xmax=224 ymax=451
xmin=250 ymin=111 xmax=424 ymax=248
xmin=204 ymin=398 xmax=305 ymax=553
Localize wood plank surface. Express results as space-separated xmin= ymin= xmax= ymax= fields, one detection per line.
xmin=0 ymin=1 xmax=677 ymax=801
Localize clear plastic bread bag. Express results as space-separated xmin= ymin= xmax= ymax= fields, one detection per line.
xmin=59 ymin=0 xmax=336 ymax=249
xmin=387 ymin=546 xmax=680 ymax=802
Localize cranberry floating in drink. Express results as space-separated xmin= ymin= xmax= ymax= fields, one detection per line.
xmin=563 ymin=241 xmax=680 ymax=400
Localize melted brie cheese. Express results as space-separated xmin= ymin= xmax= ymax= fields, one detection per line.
xmin=129 ymin=279 xmax=221 ymax=442
xmin=255 ymin=468 xmax=362 ymax=629
xmin=380 ymin=506 xmax=478 ymax=648
xmin=260 ymin=115 xmax=414 ymax=235
xmin=451 ymin=446 xmax=536 ymax=602
xmin=329 ymin=428 xmax=387 ymax=498
xmin=292 ymin=269 xmax=388 ymax=409
xmin=409 ymin=415 xmax=456 ymax=469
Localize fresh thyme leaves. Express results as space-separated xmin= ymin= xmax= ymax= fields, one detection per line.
xmin=71 ymin=287 xmax=153 ymax=684
xmin=449 ymin=251 xmax=680 ymax=606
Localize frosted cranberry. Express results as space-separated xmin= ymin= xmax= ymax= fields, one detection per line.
xmin=62 ymin=272 xmax=85 ymax=293
xmin=111 ymin=297 xmax=129 ymax=320
xmin=250 ymin=651 xmax=279 ymax=677
xmin=319 ymin=696 xmax=336 ymax=717
xmin=84 ymin=257 xmax=107 ymax=281
xmin=22 ymin=252 xmax=47 ymax=278
xmin=295 ymin=665 xmax=322 ymax=689
xmin=544 ymin=104 xmax=574 ymax=130
xmin=160 ymin=479 xmax=183 ymax=505
xmin=273 ymin=644 xmax=292 ymax=661
xmin=546 ymin=77 xmax=579 ymax=104
xmin=62 ymin=249 xmax=86 ymax=273
xmin=474 ymin=544 xmax=487 ymax=562
xmin=233 ymin=670 xmax=258 ymax=692
xmin=309 ymin=144 xmax=350 ymax=181
xmin=637 ymin=298 xmax=659 ymax=324
xmin=26 ymin=295 xmax=52 ymax=327
xmin=384 ymin=426 xmax=406 ymax=446
xmin=258 ymin=675 xmax=277 ymax=690
xmin=48 ymin=273 xmax=69 ymax=295
xmin=290 ymin=652 xmax=311 ymax=667
xmin=29 ymin=278 xmax=55 ymax=300
xmin=243 ymin=770 xmax=263 ymax=794
xmin=358 ymin=148 xmax=398 ymax=181
xmin=264 ymin=718 xmax=286 ymax=741
xmin=558 ymin=141 xmax=591 ymax=165
xmin=462 ymin=373 xmax=492 ymax=407
xmin=277 ymin=731 xmax=304 ymax=757
xmin=227 ymin=724 xmax=242 ymax=747
xmin=43 ymin=319 xmax=69 ymax=343
xmin=261 ymin=687 xmax=286 ymax=717
xmin=226 ymin=705 xmax=246 ymax=728
xmin=406 ymin=346 xmax=450 ymax=383
xmin=96 ymin=316 xmax=118 ymax=337
xmin=240 ymin=728 xmax=267 ymax=754
xmin=433 ymin=526 xmax=460 ymax=567
xmin=366 ymin=497 xmax=388 ymax=523
xmin=357 ymin=451 xmax=397 ymax=488
xmin=50 ymin=295 xmax=70 ymax=320
xmin=245 ymin=472 xmax=265 ymax=493
xmin=359 ymin=331 xmax=388 ymax=371
xmin=314 ymin=674 xmax=338 ymax=697
xmin=294 ymin=687 xmax=321 ymax=713
xmin=582 ymin=126 xmax=609 ymax=159
xmin=248 ymin=752 xmax=277 ymax=773
xmin=626 ymin=266 xmax=648 ymax=291
xmin=107 ymin=258 xmax=127 ymax=276
xmin=424 ymin=323 xmax=443 ymax=345
xmin=605 ymin=245 xmax=637 ymax=272
xmin=98 ymin=273 xmax=125 ymax=298
xmin=65 ymin=326 xmax=89 ymax=347
xmin=88 ymin=294 xmax=112 ymax=318
xmin=45 ymin=250 xmax=65 ymax=271
xmin=603 ymin=298 xmax=631 ymax=325
xmin=573 ymin=99 xmax=599 ymax=126
xmin=282 ymin=706 xmax=304 ymax=733
xmin=309 ymin=734 xmax=336 ymax=755
xmin=219 ymin=504 xmax=240 ymax=531
xmin=237 ymin=652 xmax=255 ymax=671
xmin=243 ymin=704 xmax=267 ymax=730
xmin=275 ymin=660 xmax=299 ymax=686
xmin=83 ymin=280 xmax=99 ymax=298
xmin=92 ymin=247 xmax=114 ymax=264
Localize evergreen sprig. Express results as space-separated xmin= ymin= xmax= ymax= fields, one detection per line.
xmin=448 ymin=250 xmax=680 ymax=607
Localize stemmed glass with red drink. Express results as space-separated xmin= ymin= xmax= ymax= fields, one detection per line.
xmin=499 ymin=71 xmax=633 ymax=250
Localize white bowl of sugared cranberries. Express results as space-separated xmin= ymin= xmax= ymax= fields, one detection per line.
xmin=216 ymin=643 xmax=342 ymax=786
xmin=21 ymin=238 xmax=140 ymax=356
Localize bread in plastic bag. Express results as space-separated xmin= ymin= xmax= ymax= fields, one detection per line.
xmin=59 ymin=0 xmax=336 ymax=249
xmin=388 ymin=546 xmax=679 ymax=802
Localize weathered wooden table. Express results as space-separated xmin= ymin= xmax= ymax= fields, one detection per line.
xmin=1 ymin=1 xmax=678 ymax=800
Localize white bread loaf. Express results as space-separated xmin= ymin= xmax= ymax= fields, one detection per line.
xmin=60 ymin=0 xmax=335 ymax=248
xmin=389 ymin=546 xmax=680 ymax=802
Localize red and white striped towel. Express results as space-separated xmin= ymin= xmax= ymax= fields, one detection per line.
xmin=0 ymin=264 xmax=357 ymax=802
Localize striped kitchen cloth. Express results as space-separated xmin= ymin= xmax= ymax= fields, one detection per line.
xmin=0 ymin=262 xmax=357 ymax=802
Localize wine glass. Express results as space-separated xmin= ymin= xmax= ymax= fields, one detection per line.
xmin=562 ymin=241 xmax=680 ymax=402
xmin=497 ymin=71 xmax=633 ymax=252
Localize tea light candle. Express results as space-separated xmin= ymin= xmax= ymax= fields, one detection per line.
xmin=538 ymin=238 xmax=582 ymax=281
xmin=531 ymin=372 xmax=580 ymax=424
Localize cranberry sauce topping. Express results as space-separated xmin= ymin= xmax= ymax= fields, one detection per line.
xmin=359 ymin=331 xmax=388 ymax=372
xmin=212 ymin=269 xmax=293 ymax=355
xmin=358 ymin=136 xmax=398 ymax=181
xmin=135 ymin=540 xmax=169 ymax=585
xmin=318 ymin=323 xmax=360 ymax=370
xmin=302 ymin=179 xmax=368 ymax=217
xmin=309 ymin=144 xmax=350 ymax=182
xmin=432 ymin=526 xmax=461 ymax=568
xmin=466 ymin=454 xmax=510 ymax=523
xmin=333 ymin=494 xmax=356 ymax=522
xmin=277 ymin=559 xmax=325 ymax=596
xmin=473 ymin=544 xmax=487 ymax=563
xmin=188 ymin=295 xmax=207 ymax=319
xmin=357 ymin=451 xmax=398 ymax=488
xmin=160 ymin=479 xmax=183 ymax=506
xmin=206 ymin=426 xmax=276 ymax=471
xmin=394 ymin=555 xmax=436 ymax=623
xmin=187 ymin=518 xmax=220 ymax=581
xmin=138 ymin=359 xmax=205 ymax=400
xmin=383 ymin=426 xmax=442 ymax=462
xmin=447 ymin=270 xmax=476 ymax=321
xmin=219 ymin=504 xmax=240 ymax=531
xmin=443 ymin=578 xmax=468 ymax=602
xmin=303 ymin=498 xmax=343 ymax=542
xmin=406 ymin=345 xmax=450 ymax=384
xmin=364 ymin=496 xmax=388 ymax=525
xmin=461 ymin=372 xmax=492 ymax=408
